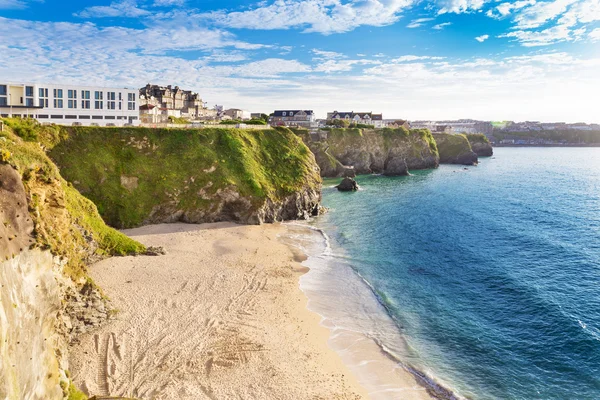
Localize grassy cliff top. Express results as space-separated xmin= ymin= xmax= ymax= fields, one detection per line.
xmin=316 ymin=127 xmax=439 ymax=157
xmin=432 ymin=133 xmax=474 ymax=158
xmin=465 ymin=133 xmax=491 ymax=144
xmin=0 ymin=118 xmax=145 ymax=281
xmin=46 ymin=125 xmax=320 ymax=228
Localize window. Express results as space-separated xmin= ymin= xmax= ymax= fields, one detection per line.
xmin=0 ymin=97 xmax=7 ymax=106
xmin=107 ymin=92 xmax=116 ymax=110
xmin=37 ymin=115 xmax=48 ymax=119
xmin=51 ymin=115 xmax=64 ymax=119
xmin=81 ymin=90 xmax=90 ymax=99
xmin=25 ymin=98 xmax=34 ymax=107
xmin=68 ymin=90 xmax=77 ymax=99
xmin=95 ymin=91 xmax=103 ymax=109
xmin=68 ymin=100 xmax=77 ymax=109
xmin=0 ymin=85 xmax=6 ymax=95
xmin=53 ymin=89 xmax=63 ymax=98
xmin=54 ymin=99 xmax=63 ymax=108
xmin=92 ymin=115 xmax=103 ymax=120
xmin=65 ymin=115 xmax=77 ymax=119
xmin=81 ymin=90 xmax=91 ymax=109
xmin=289 ymin=112 xmax=294 ymax=116
xmin=105 ymin=116 xmax=115 ymax=120
xmin=82 ymin=100 xmax=91 ymax=109
xmin=78 ymin=115 xmax=90 ymax=119
xmin=282 ymin=112 xmax=286 ymax=116
xmin=26 ymin=86 xmax=34 ymax=97
xmin=127 ymin=93 xmax=136 ymax=110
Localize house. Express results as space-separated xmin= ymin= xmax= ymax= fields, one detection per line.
xmin=139 ymin=84 xmax=215 ymax=120
xmin=223 ymin=108 xmax=250 ymax=120
xmin=326 ymin=111 xmax=385 ymax=128
xmin=386 ymin=120 xmax=410 ymax=129
xmin=270 ymin=110 xmax=316 ymax=127
xmin=139 ymin=104 xmax=167 ymax=124
xmin=0 ymin=82 xmax=139 ymax=126
xmin=434 ymin=125 xmax=453 ymax=134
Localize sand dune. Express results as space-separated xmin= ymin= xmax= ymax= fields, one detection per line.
xmin=69 ymin=222 xmax=367 ymax=399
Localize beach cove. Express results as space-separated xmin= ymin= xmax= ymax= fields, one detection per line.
xmin=68 ymin=222 xmax=432 ymax=399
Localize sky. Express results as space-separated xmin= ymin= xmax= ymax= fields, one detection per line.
xmin=1 ymin=0 xmax=600 ymax=122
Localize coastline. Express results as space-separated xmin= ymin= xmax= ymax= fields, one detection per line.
xmin=281 ymin=222 xmax=458 ymax=400
xmin=69 ymin=222 xmax=368 ymax=399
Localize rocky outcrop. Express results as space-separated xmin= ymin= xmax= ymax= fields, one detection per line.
xmin=298 ymin=128 xmax=439 ymax=177
xmin=49 ymin=126 xmax=323 ymax=228
xmin=433 ymin=133 xmax=478 ymax=165
xmin=466 ymin=134 xmax=494 ymax=157
xmin=336 ymin=177 xmax=359 ymax=191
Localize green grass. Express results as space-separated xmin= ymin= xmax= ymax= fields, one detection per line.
xmin=47 ymin=125 xmax=320 ymax=228
xmin=0 ymin=118 xmax=145 ymax=281
xmin=433 ymin=133 xmax=473 ymax=159
xmin=465 ymin=133 xmax=491 ymax=144
xmin=66 ymin=383 xmax=88 ymax=400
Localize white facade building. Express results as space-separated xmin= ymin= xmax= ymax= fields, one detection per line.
xmin=0 ymin=82 xmax=139 ymax=126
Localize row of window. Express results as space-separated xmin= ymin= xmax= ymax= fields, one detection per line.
xmin=0 ymin=87 xmax=137 ymax=110
xmin=36 ymin=115 xmax=137 ymax=120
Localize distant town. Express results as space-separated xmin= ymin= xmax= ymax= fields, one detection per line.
xmin=2 ymin=82 xmax=599 ymax=145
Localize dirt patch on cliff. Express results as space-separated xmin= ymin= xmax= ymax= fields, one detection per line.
xmin=0 ymin=164 xmax=34 ymax=260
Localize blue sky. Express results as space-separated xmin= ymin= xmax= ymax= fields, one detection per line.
xmin=1 ymin=0 xmax=600 ymax=122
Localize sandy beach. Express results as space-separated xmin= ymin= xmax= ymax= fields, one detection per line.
xmin=69 ymin=222 xmax=368 ymax=399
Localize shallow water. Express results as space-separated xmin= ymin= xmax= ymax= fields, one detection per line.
xmin=303 ymin=148 xmax=600 ymax=399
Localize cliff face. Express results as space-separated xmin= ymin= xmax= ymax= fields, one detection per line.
xmin=465 ymin=134 xmax=493 ymax=157
xmin=432 ymin=133 xmax=479 ymax=165
xmin=48 ymin=126 xmax=322 ymax=228
xmin=298 ymin=128 xmax=439 ymax=177
xmin=0 ymin=119 xmax=146 ymax=399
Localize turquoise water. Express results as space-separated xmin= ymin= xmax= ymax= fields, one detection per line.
xmin=315 ymin=148 xmax=600 ymax=399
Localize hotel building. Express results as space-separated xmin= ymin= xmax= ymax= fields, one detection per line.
xmin=0 ymin=82 xmax=139 ymax=126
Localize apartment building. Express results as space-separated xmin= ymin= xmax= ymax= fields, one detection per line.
xmin=0 ymin=82 xmax=139 ymax=126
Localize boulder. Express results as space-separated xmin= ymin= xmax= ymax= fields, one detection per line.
xmin=336 ymin=177 xmax=359 ymax=192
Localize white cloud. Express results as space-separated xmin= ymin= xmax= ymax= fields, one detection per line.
xmin=499 ymin=23 xmax=585 ymax=46
xmin=512 ymin=0 xmax=578 ymax=28
xmin=153 ymin=0 xmax=184 ymax=6
xmin=314 ymin=59 xmax=380 ymax=73
xmin=204 ymin=0 xmax=415 ymax=34
xmin=475 ymin=34 xmax=489 ymax=41
xmin=437 ymin=0 xmax=487 ymax=14
xmin=393 ymin=55 xmax=445 ymax=62
xmin=75 ymin=0 xmax=150 ymax=18
xmin=433 ymin=22 xmax=452 ymax=29
xmin=407 ymin=17 xmax=435 ymax=28
xmin=312 ymin=49 xmax=345 ymax=59
xmin=486 ymin=0 xmax=536 ymax=19
xmin=590 ymin=27 xmax=600 ymax=40
xmin=0 ymin=0 xmax=28 ymax=9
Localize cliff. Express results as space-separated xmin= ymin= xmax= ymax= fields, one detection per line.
xmin=432 ymin=133 xmax=479 ymax=165
xmin=48 ymin=126 xmax=322 ymax=228
xmin=465 ymin=134 xmax=493 ymax=157
xmin=0 ymin=119 xmax=145 ymax=399
xmin=297 ymin=128 xmax=439 ymax=177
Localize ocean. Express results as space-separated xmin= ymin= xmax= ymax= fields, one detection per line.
xmin=292 ymin=148 xmax=600 ymax=399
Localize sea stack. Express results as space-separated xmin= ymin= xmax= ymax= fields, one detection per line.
xmin=336 ymin=177 xmax=359 ymax=191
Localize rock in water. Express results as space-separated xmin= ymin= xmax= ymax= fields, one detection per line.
xmin=336 ymin=177 xmax=359 ymax=192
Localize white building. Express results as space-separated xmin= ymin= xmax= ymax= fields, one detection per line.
xmin=0 ymin=82 xmax=139 ymax=126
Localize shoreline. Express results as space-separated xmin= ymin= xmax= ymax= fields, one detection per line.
xmin=282 ymin=222 xmax=460 ymax=400
xmin=69 ymin=222 xmax=368 ymax=399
